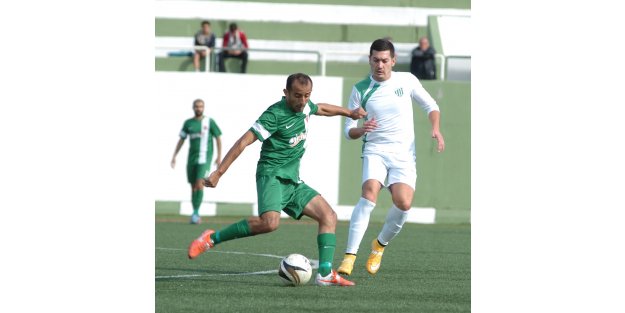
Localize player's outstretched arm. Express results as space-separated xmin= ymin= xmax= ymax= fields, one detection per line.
xmin=214 ymin=135 xmax=223 ymax=167
xmin=315 ymin=103 xmax=367 ymax=120
xmin=428 ymin=110 xmax=445 ymax=152
xmin=171 ymin=138 xmax=185 ymax=168
xmin=204 ymin=130 xmax=257 ymax=188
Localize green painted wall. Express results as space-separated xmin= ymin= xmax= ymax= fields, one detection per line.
xmin=339 ymin=78 xmax=470 ymax=223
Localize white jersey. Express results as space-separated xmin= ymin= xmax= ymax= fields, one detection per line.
xmin=344 ymin=71 xmax=439 ymax=157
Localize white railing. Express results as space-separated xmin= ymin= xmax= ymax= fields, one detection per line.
xmin=157 ymin=45 xmax=468 ymax=80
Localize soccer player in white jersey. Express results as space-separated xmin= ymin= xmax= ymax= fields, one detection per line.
xmin=338 ymin=38 xmax=445 ymax=276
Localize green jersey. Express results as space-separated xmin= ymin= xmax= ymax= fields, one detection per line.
xmin=249 ymin=97 xmax=319 ymax=182
xmin=180 ymin=116 xmax=222 ymax=165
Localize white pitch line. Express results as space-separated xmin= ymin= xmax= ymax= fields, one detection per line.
xmin=156 ymin=247 xmax=319 ymax=280
xmin=156 ymin=269 xmax=278 ymax=279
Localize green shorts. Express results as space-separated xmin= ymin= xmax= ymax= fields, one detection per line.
xmin=256 ymin=175 xmax=320 ymax=220
xmin=187 ymin=162 xmax=210 ymax=184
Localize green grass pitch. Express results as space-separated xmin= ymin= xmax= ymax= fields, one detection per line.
xmin=156 ymin=216 xmax=470 ymax=312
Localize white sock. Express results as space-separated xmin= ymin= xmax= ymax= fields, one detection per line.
xmin=345 ymin=197 xmax=376 ymax=254
xmin=377 ymin=205 xmax=409 ymax=246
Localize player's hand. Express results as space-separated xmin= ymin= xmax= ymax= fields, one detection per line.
xmin=432 ymin=129 xmax=445 ymax=152
xmin=362 ymin=117 xmax=377 ymax=133
xmin=214 ymin=158 xmax=222 ymax=167
xmin=204 ymin=171 xmax=221 ymax=188
xmin=170 ymin=159 xmax=176 ymax=169
xmin=349 ymin=107 xmax=367 ymax=120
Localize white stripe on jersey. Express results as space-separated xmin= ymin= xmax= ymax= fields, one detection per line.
xmin=345 ymin=71 xmax=439 ymax=156
xmin=198 ymin=116 xmax=210 ymax=164
xmin=252 ymin=121 xmax=271 ymax=141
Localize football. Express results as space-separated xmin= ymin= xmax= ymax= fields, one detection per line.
xmin=278 ymin=253 xmax=312 ymax=286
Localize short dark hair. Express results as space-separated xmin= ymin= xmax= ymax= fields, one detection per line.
xmin=286 ymin=73 xmax=313 ymax=91
xmin=229 ymin=23 xmax=238 ymax=32
xmin=370 ymin=38 xmax=395 ymax=58
xmin=193 ymin=99 xmax=204 ymax=106
xmin=201 ymin=21 xmax=211 ymax=27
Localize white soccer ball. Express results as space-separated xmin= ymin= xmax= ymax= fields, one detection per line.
xmin=278 ymin=253 xmax=312 ymax=286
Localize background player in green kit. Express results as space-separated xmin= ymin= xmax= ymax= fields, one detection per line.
xmin=187 ymin=73 xmax=367 ymax=286
xmin=171 ymin=99 xmax=222 ymax=224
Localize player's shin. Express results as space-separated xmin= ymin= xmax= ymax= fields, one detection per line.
xmin=345 ymin=197 xmax=376 ymax=254
xmin=191 ymin=189 xmax=203 ymax=215
xmin=317 ymin=233 xmax=336 ymax=277
xmin=210 ymin=219 xmax=252 ymax=245
xmin=377 ymin=205 xmax=409 ymax=245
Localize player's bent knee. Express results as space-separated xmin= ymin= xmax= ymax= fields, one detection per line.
xmin=361 ymin=181 xmax=382 ymax=201
xmin=321 ymin=209 xmax=337 ymax=227
xmin=267 ymin=220 xmax=280 ymax=232
xmin=260 ymin=215 xmax=280 ymax=233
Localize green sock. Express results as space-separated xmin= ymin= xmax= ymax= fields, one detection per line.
xmin=317 ymin=233 xmax=336 ymax=277
xmin=191 ymin=189 xmax=203 ymax=215
xmin=210 ymin=219 xmax=251 ymax=245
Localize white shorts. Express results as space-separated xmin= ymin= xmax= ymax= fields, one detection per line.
xmin=361 ymin=152 xmax=417 ymax=190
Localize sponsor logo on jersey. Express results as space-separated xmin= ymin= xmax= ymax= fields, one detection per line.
xmin=189 ymin=133 xmax=204 ymax=139
xmin=288 ymin=131 xmax=307 ymax=147
xmin=394 ymin=88 xmax=403 ymax=97
xmin=285 ymin=123 xmax=295 ymax=129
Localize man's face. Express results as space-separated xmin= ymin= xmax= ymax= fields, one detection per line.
xmin=283 ymin=80 xmax=312 ymax=113
xmin=193 ymin=101 xmax=205 ymax=117
xmin=202 ymin=24 xmax=211 ymax=34
xmin=420 ymin=38 xmax=430 ymax=50
xmin=369 ymin=50 xmax=395 ymax=82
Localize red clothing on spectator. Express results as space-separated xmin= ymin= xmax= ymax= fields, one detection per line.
xmin=222 ymin=30 xmax=249 ymax=50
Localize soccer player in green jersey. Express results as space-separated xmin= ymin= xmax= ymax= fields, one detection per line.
xmin=171 ymin=99 xmax=223 ymax=224
xmin=187 ymin=73 xmax=366 ymax=286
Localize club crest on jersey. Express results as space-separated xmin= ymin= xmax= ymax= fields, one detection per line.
xmin=395 ymin=88 xmax=404 ymax=97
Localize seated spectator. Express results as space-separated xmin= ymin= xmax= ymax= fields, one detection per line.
xmin=193 ymin=21 xmax=216 ymax=72
xmin=410 ymin=36 xmax=437 ymax=80
xmin=218 ymin=23 xmax=249 ymax=73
